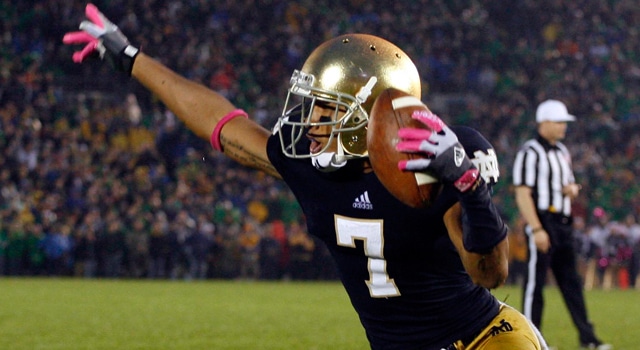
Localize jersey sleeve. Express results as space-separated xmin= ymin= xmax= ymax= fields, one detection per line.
xmin=451 ymin=126 xmax=500 ymax=187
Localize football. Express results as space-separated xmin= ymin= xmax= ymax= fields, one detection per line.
xmin=366 ymin=88 xmax=441 ymax=208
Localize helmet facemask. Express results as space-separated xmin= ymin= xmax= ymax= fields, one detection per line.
xmin=278 ymin=69 xmax=376 ymax=164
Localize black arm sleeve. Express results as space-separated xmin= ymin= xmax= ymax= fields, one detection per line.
xmin=458 ymin=179 xmax=507 ymax=254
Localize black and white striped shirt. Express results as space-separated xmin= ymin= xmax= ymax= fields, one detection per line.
xmin=512 ymin=135 xmax=575 ymax=217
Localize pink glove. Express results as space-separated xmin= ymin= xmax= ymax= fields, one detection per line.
xmin=62 ymin=3 xmax=139 ymax=74
xmin=396 ymin=110 xmax=479 ymax=192
xmin=62 ymin=4 xmax=103 ymax=63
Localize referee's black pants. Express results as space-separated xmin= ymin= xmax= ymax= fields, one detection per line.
xmin=522 ymin=212 xmax=600 ymax=345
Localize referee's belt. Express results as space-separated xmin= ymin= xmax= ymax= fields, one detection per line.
xmin=539 ymin=210 xmax=572 ymax=224
xmin=546 ymin=205 xmax=561 ymax=213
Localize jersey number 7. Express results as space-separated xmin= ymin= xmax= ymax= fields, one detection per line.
xmin=335 ymin=215 xmax=400 ymax=298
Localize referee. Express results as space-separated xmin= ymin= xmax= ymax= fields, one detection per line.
xmin=512 ymin=100 xmax=611 ymax=350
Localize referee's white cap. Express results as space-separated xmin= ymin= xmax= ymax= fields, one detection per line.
xmin=536 ymin=99 xmax=576 ymax=123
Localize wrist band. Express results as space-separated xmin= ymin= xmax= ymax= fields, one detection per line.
xmin=454 ymin=168 xmax=480 ymax=192
xmin=210 ymin=109 xmax=248 ymax=152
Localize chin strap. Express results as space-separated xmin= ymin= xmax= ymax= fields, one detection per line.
xmin=312 ymin=152 xmax=347 ymax=172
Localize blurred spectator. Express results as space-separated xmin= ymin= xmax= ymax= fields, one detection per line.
xmin=98 ymin=211 xmax=127 ymax=278
xmin=166 ymin=209 xmax=195 ymax=280
xmin=601 ymin=220 xmax=632 ymax=290
xmin=41 ymin=222 xmax=72 ymax=276
xmin=574 ymin=216 xmax=599 ymax=290
xmin=625 ymin=214 xmax=640 ymax=289
xmin=287 ymin=221 xmax=315 ymax=280
xmin=259 ymin=220 xmax=286 ymax=280
xmin=5 ymin=221 xmax=27 ymax=276
xmin=148 ymin=211 xmax=170 ymax=279
xmin=211 ymin=202 xmax=242 ymax=279
xmin=602 ymin=215 xmax=632 ymax=289
xmin=24 ymin=222 xmax=45 ymax=275
xmin=73 ymin=208 xmax=105 ymax=278
xmin=72 ymin=229 xmax=97 ymax=278
xmin=238 ymin=219 xmax=261 ymax=280
xmin=184 ymin=214 xmax=215 ymax=280
xmin=0 ymin=222 xmax=7 ymax=275
xmin=585 ymin=207 xmax=612 ymax=290
xmin=126 ymin=218 xmax=150 ymax=278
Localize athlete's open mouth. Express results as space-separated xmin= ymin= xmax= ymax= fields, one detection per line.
xmin=308 ymin=137 xmax=323 ymax=154
xmin=307 ymin=131 xmax=332 ymax=154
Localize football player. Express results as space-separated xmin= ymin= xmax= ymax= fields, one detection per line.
xmin=63 ymin=4 xmax=547 ymax=349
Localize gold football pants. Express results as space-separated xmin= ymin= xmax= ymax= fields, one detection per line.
xmin=451 ymin=303 xmax=547 ymax=350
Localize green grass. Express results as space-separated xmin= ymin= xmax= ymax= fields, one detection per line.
xmin=491 ymin=286 xmax=639 ymax=350
xmin=0 ymin=278 xmax=367 ymax=350
xmin=0 ymin=279 xmax=637 ymax=349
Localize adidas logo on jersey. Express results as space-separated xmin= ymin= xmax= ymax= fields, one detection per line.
xmin=353 ymin=191 xmax=373 ymax=210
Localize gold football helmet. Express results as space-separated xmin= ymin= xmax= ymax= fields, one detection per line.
xmin=276 ymin=33 xmax=421 ymax=163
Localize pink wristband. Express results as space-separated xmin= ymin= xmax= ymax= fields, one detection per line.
xmin=210 ymin=109 xmax=248 ymax=151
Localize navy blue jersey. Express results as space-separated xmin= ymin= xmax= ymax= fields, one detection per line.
xmin=267 ymin=117 xmax=500 ymax=349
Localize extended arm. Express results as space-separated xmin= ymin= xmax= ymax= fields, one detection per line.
xmin=131 ymin=54 xmax=279 ymax=177
xmin=63 ymin=4 xmax=280 ymax=178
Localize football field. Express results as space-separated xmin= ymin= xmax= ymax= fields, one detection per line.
xmin=0 ymin=278 xmax=636 ymax=349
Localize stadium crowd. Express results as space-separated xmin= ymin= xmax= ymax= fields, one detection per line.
xmin=1 ymin=0 xmax=640 ymax=288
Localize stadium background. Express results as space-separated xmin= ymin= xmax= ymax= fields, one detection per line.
xmin=1 ymin=1 xmax=639 ymax=282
